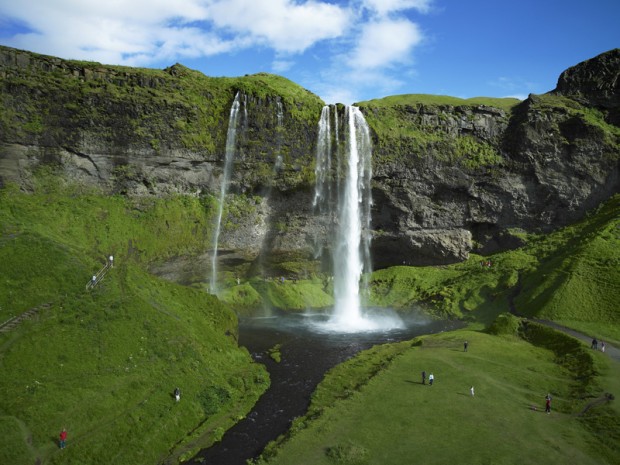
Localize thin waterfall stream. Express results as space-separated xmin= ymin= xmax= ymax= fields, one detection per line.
xmin=210 ymin=92 xmax=242 ymax=294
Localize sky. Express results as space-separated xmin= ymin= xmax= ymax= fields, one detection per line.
xmin=0 ymin=0 xmax=618 ymax=104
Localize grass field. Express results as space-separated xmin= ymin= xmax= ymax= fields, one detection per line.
xmin=255 ymin=326 xmax=620 ymax=465
xmin=0 ymin=182 xmax=269 ymax=465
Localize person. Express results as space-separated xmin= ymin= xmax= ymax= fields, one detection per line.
xmin=59 ymin=428 xmax=67 ymax=449
xmin=470 ymin=386 xmax=475 ymax=396
xmin=545 ymin=394 xmax=552 ymax=414
xmin=429 ymin=373 xmax=434 ymax=386
xmin=601 ymin=341 xmax=606 ymax=353
xmin=591 ymin=338 xmax=598 ymax=350
xmin=109 ymin=255 xmax=114 ymax=268
xmin=421 ymin=370 xmax=426 ymax=385
xmin=174 ymin=387 xmax=181 ymax=402
xmin=464 ymin=340 xmax=468 ymax=352
xmin=91 ymin=275 xmax=97 ymax=286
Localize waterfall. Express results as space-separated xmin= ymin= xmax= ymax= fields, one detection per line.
xmin=329 ymin=106 xmax=374 ymax=329
xmin=312 ymin=106 xmax=332 ymax=213
xmin=210 ymin=92 xmax=242 ymax=294
xmin=275 ymin=99 xmax=284 ymax=171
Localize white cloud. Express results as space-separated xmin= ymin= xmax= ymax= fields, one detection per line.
xmin=272 ymin=59 xmax=294 ymax=73
xmin=0 ymin=0 xmax=351 ymax=63
xmin=362 ymin=0 xmax=432 ymax=16
xmin=0 ymin=0 xmax=432 ymax=102
xmin=348 ymin=18 xmax=423 ymax=69
xmin=204 ymin=0 xmax=352 ymax=54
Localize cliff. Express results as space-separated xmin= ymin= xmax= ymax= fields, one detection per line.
xmin=1 ymin=46 xmax=619 ymax=270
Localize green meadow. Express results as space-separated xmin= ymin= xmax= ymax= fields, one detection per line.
xmin=0 ymin=178 xmax=269 ymax=465
xmin=1 ymin=171 xmax=619 ymax=465
xmin=254 ymin=325 xmax=620 ymax=465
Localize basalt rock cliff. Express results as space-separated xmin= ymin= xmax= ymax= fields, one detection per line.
xmin=1 ymin=46 xmax=618 ymax=271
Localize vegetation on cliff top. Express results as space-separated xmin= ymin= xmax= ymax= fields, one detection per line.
xmin=0 ymin=46 xmax=324 ymax=157
xmin=357 ymin=93 xmax=521 ymax=111
xmin=356 ymin=94 xmax=515 ymax=171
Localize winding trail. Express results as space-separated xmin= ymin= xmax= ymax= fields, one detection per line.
xmin=508 ymin=274 xmax=619 ymax=362
xmin=532 ymin=318 xmax=620 ymax=362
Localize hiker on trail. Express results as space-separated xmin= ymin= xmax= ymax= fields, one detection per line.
xmin=464 ymin=340 xmax=468 ymax=352
xmin=109 ymin=255 xmax=114 ymax=268
xmin=59 ymin=428 xmax=67 ymax=449
xmin=601 ymin=341 xmax=606 ymax=353
xmin=470 ymin=386 xmax=475 ymax=396
xmin=422 ymin=370 xmax=426 ymax=385
xmin=174 ymin=387 xmax=181 ymax=402
xmin=91 ymin=275 xmax=97 ymax=286
xmin=429 ymin=373 xmax=434 ymax=386
xmin=545 ymin=394 xmax=552 ymax=414
xmin=591 ymin=338 xmax=598 ymax=350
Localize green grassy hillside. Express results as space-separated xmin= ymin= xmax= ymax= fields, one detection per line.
xmin=0 ymin=178 xmax=268 ymax=465
xmin=255 ymin=324 xmax=620 ymax=465
xmin=368 ymin=194 xmax=620 ymax=345
xmin=1 ymin=171 xmax=618 ymax=465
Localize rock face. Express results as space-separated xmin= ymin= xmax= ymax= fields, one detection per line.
xmin=553 ymin=48 xmax=620 ymax=124
xmin=1 ymin=46 xmax=619 ymax=270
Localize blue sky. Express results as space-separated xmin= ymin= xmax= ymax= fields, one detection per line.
xmin=0 ymin=0 xmax=618 ymax=104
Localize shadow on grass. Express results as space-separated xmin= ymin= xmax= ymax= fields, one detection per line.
xmin=404 ymin=380 xmax=426 ymax=385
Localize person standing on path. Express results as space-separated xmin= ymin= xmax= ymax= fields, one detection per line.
xmin=109 ymin=255 xmax=114 ymax=268
xmin=421 ymin=370 xmax=426 ymax=385
xmin=429 ymin=373 xmax=434 ymax=386
xmin=601 ymin=341 xmax=606 ymax=353
xmin=59 ymin=428 xmax=67 ymax=449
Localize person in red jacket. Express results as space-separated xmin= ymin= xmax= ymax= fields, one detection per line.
xmin=59 ymin=428 xmax=67 ymax=449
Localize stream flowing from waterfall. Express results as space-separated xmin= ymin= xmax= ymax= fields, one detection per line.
xmin=184 ymin=312 xmax=462 ymax=465
xmin=210 ymin=92 xmax=241 ymax=294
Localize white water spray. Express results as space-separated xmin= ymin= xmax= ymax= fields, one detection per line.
xmin=211 ymin=92 xmax=241 ymax=294
xmin=313 ymin=105 xmax=403 ymax=332
xmin=329 ymin=106 xmax=374 ymax=330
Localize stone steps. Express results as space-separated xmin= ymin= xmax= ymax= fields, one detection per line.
xmin=0 ymin=303 xmax=52 ymax=333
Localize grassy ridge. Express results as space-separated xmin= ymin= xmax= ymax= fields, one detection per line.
xmin=0 ymin=47 xmax=324 ymax=157
xmin=255 ymin=326 xmax=619 ymax=465
xmin=0 ymin=180 xmax=269 ymax=465
xmin=357 ymin=93 xmax=522 ymax=112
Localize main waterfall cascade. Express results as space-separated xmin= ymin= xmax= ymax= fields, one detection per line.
xmin=314 ymin=105 xmax=404 ymax=332
xmin=210 ymin=92 xmax=242 ymax=294
xmin=211 ymin=97 xmax=402 ymax=331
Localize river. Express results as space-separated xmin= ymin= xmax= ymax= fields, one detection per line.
xmin=184 ymin=310 xmax=462 ymax=465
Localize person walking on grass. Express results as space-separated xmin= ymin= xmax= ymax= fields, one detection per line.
xmin=59 ymin=428 xmax=67 ymax=449
xmin=545 ymin=394 xmax=552 ymax=414
xmin=464 ymin=340 xmax=468 ymax=352
xmin=470 ymin=386 xmax=475 ymax=396
xmin=422 ymin=370 xmax=426 ymax=385
xmin=429 ymin=373 xmax=434 ymax=386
